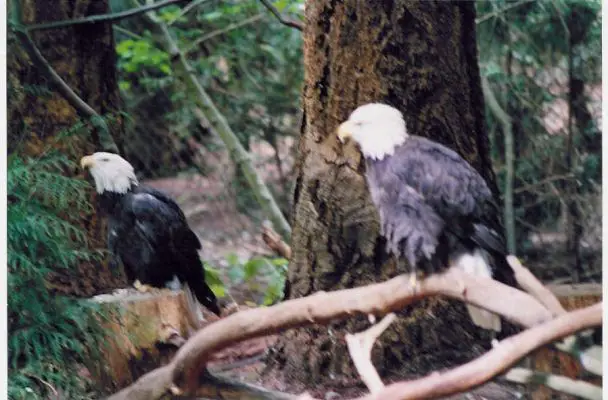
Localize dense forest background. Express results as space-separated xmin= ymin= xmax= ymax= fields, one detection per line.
xmin=6 ymin=0 xmax=602 ymax=398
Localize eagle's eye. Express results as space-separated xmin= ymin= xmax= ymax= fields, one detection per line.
xmin=102 ymin=158 xmax=110 ymax=162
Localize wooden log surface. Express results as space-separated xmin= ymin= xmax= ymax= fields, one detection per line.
xmin=89 ymin=289 xmax=208 ymax=391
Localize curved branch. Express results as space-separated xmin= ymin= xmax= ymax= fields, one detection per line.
xmin=355 ymin=302 xmax=601 ymax=400
xmin=259 ymin=0 xmax=303 ymax=31
xmin=25 ymin=0 xmax=188 ymax=31
xmin=108 ymin=268 xmax=554 ymax=399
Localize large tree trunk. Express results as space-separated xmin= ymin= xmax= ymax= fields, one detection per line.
xmin=268 ymin=0 xmax=510 ymax=390
xmin=8 ymin=0 xmax=127 ymax=295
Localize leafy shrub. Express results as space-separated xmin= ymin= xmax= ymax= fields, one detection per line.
xmin=8 ymin=149 xmax=109 ymax=399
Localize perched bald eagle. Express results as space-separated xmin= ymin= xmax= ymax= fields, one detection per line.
xmin=337 ymin=103 xmax=513 ymax=331
xmin=81 ymin=152 xmax=221 ymax=316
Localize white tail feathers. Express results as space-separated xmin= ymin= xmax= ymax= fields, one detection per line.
xmin=466 ymin=304 xmax=502 ymax=332
xmin=453 ymin=249 xmax=502 ymax=332
xmin=183 ymin=283 xmax=205 ymax=330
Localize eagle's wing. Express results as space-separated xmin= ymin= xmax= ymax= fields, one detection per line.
xmin=129 ymin=189 xmax=201 ymax=253
xmin=393 ymin=137 xmax=505 ymax=254
xmin=367 ymin=159 xmax=446 ymax=268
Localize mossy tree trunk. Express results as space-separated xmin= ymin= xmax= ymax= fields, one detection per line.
xmin=8 ymin=0 xmax=127 ymax=295
xmin=269 ymin=0 xmax=507 ymax=388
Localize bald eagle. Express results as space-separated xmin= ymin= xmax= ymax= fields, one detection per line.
xmin=81 ymin=152 xmax=221 ymax=316
xmin=337 ymin=103 xmax=513 ymax=331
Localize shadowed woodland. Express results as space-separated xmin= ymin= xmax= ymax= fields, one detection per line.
xmin=6 ymin=0 xmax=602 ymax=399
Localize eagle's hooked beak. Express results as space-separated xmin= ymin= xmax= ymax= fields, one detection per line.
xmin=80 ymin=155 xmax=95 ymax=169
xmin=337 ymin=120 xmax=354 ymax=144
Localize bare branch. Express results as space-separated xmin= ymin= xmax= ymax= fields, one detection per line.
xmin=503 ymin=367 xmax=602 ymax=400
xmin=25 ymin=0 xmax=188 ymax=32
xmin=184 ymin=13 xmax=266 ymax=56
xmin=167 ymin=0 xmax=211 ymax=26
xmin=354 ymin=302 xmax=601 ymax=400
xmin=108 ymin=268 xmax=553 ymax=399
xmin=475 ymin=0 xmax=536 ymax=25
xmin=346 ymin=313 xmax=396 ymax=393
xmin=259 ymin=0 xmax=303 ymax=31
xmin=507 ymin=255 xmax=567 ymax=316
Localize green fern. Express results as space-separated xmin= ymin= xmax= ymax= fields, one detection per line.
xmin=8 ymin=147 xmax=108 ymax=399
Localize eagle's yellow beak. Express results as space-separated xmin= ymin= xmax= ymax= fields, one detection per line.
xmin=337 ymin=120 xmax=354 ymax=144
xmin=80 ymin=155 xmax=95 ymax=169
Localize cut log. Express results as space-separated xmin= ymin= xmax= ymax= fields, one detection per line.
xmin=88 ymin=288 xmax=219 ymax=392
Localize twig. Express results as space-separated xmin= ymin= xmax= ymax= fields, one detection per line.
xmin=346 ymin=313 xmax=396 ymax=393
xmin=25 ymin=0 xmax=188 ymax=31
xmin=108 ymin=268 xmax=553 ymax=399
xmin=475 ymin=0 xmax=536 ymax=25
xmin=184 ymin=13 xmax=266 ymax=55
xmin=167 ymin=0 xmax=211 ymax=26
xmin=503 ymin=367 xmax=602 ymax=400
xmin=12 ymin=7 xmax=118 ymax=153
xmin=507 ymin=255 xmax=567 ymax=316
xmin=113 ymin=25 xmax=145 ymax=41
xmin=261 ymin=223 xmax=292 ymax=259
xmin=355 ymin=303 xmax=602 ymax=400
xmin=22 ymin=372 xmax=59 ymax=397
xmin=259 ymin=0 xmax=303 ymax=31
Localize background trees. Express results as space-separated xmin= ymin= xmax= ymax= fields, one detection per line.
xmin=6 ymin=0 xmax=602 ymax=398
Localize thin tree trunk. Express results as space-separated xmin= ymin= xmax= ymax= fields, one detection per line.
xmin=8 ymin=0 xmax=126 ymax=296
xmin=267 ymin=0 xmax=513 ymax=389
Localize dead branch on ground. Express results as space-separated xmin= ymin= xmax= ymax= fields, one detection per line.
xmin=108 ymin=267 xmax=554 ymax=399
xmin=503 ymin=367 xmax=602 ymax=400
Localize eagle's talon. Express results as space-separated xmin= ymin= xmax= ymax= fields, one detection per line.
xmin=134 ymin=280 xmax=154 ymax=293
xmin=409 ymin=273 xmax=419 ymax=293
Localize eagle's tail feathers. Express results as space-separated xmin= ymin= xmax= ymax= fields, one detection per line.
xmin=183 ymin=283 xmax=205 ymax=328
xmin=466 ymin=304 xmax=502 ymax=332
xmin=453 ymin=248 xmax=502 ymax=332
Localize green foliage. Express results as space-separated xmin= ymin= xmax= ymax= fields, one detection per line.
xmin=116 ymin=39 xmax=171 ymax=76
xmin=212 ymin=253 xmax=289 ymax=306
xmin=8 ymin=148 xmax=109 ymax=399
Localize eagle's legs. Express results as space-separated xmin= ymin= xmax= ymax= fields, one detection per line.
xmin=133 ymin=279 xmax=155 ymax=293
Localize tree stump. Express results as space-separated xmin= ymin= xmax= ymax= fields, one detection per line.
xmin=88 ymin=289 xmax=209 ymax=392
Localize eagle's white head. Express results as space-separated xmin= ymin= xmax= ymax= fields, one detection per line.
xmin=336 ymin=103 xmax=408 ymax=160
xmin=80 ymin=152 xmax=138 ymax=194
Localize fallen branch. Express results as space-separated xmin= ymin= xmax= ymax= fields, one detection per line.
xmin=259 ymin=0 xmax=303 ymax=31
xmin=507 ymin=255 xmax=567 ymax=316
xmin=503 ymin=367 xmax=602 ymax=400
xmin=108 ymin=268 xmax=553 ymax=399
xmin=354 ymin=302 xmax=601 ymax=400
xmin=346 ymin=313 xmax=396 ymax=393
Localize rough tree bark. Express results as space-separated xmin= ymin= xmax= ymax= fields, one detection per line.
xmin=267 ymin=0 xmax=511 ymax=390
xmin=8 ymin=0 xmax=127 ymax=295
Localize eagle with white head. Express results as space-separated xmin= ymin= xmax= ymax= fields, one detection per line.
xmin=81 ymin=152 xmax=221 ymax=317
xmin=337 ymin=103 xmax=513 ymax=332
